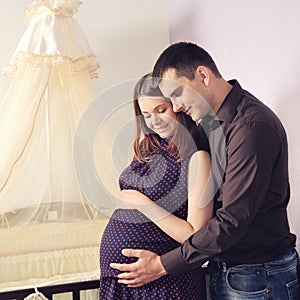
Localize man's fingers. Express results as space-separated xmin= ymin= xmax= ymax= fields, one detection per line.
xmin=116 ymin=272 xmax=136 ymax=280
xmin=110 ymin=249 xmax=145 ymax=271
xmin=121 ymin=248 xmax=144 ymax=258
xmin=127 ymin=284 xmax=143 ymax=288
xmin=118 ymin=281 xmax=142 ymax=287
xmin=117 ymin=278 xmax=144 ymax=287
xmin=117 ymin=274 xmax=144 ymax=287
xmin=110 ymin=249 xmax=164 ymax=288
xmin=110 ymin=262 xmax=133 ymax=272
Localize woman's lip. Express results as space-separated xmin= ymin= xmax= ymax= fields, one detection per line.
xmin=154 ymin=124 xmax=168 ymax=132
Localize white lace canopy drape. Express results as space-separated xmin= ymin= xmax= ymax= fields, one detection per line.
xmin=0 ymin=0 xmax=109 ymax=291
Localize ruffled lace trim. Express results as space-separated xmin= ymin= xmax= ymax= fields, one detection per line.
xmin=26 ymin=0 xmax=83 ymax=26
xmin=2 ymin=52 xmax=100 ymax=79
xmin=0 ymin=245 xmax=98 ymax=264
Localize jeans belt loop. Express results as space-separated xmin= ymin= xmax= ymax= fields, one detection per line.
xmin=217 ymin=261 xmax=228 ymax=272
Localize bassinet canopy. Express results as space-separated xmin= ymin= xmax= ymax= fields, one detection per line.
xmin=0 ymin=0 xmax=110 ymax=290
xmin=0 ymin=0 xmax=100 ymax=227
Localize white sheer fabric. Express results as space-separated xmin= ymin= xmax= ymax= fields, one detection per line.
xmin=0 ymin=0 xmax=106 ymax=290
xmin=0 ymin=0 xmax=100 ymax=226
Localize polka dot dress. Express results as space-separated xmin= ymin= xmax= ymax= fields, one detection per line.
xmin=100 ymin=139 xmax=204 ymax=299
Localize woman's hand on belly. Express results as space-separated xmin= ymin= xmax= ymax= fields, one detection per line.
xmin=115 ymin=189 xmax=152 ymax=210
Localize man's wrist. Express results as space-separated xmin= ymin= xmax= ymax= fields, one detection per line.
xmin=160 ymin=247 xmax=188 ymax=277
xmin=157 ymin=255 xmax=168 ymax=276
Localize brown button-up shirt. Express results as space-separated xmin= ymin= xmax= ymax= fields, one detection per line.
xmin=161 ymin=80 xmax=296 ymax=276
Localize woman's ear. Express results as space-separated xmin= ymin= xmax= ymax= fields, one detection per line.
xmin=195 ymin=66 xmax=210 ymax=86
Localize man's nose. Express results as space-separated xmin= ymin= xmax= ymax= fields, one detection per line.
xmin=172 ymin=103 xmax=182 ymax=113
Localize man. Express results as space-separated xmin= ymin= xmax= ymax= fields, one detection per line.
xmin=110 ymin=42 xmax=298 ymax=299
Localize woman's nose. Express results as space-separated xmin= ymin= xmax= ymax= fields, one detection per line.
xmin=151 ymin=114 xmax=162 ymax=125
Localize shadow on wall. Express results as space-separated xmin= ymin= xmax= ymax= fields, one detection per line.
xmin=276 ymin=84 xmax=300 ymax=252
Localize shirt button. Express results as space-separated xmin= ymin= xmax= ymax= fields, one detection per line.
xmin=255 ymin=270 xmax=261 ymax=275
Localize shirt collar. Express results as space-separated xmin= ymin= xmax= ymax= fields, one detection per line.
xmin=215 ymin=79 xmax=244 ymax=123
xmin=200 ymin=80 xmax=243 ymax=132
xmin=201 ymin=114 xmax=222 ymax=132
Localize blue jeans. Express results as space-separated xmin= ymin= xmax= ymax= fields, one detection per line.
xmin=208 ymin=249 xmax=299 ymax=300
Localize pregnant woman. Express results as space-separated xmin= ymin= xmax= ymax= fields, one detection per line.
xmin=99 ymin=74 xmax=213 ymax=299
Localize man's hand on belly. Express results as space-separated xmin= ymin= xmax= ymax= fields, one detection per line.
xmin=110 ymin=248 xmax=167 ymax=287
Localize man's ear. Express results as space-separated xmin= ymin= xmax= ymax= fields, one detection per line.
xmin=195 ymin=66 xmax=210 ymax=86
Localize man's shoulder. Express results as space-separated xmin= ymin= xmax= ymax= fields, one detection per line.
xmin=235 ymin=91 xmax=284 ymax=132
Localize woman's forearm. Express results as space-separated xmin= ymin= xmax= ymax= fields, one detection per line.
xmin=139 ymin=201 xmax=208 ymax=244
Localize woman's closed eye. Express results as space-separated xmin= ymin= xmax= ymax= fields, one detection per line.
xmin=143 ymin=107 xmax=167 ymax=118
xmin=157 ymin=108 xmax=167 ymax=114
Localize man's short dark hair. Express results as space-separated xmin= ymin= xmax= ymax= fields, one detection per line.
xmin=153 ymin=42 xmax=221 ymax=80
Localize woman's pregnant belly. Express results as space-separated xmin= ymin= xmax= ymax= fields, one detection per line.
xmin=100 ymin=209 xmax=180 ymax=277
